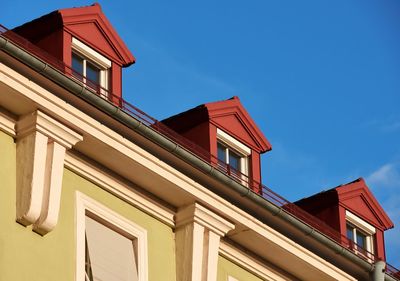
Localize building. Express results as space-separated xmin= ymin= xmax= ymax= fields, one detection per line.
xmin=0 ymin=3 xmax=399 ymax=281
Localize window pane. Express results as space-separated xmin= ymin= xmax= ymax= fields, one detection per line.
xmin=217 ymin=143 xmax=226 ymax=163
xmin=346 ymin=224 xmax=354 ymax=241
xmin=72 ymin=53 xmax=83 ymax=80
xmin=356 ymin=231 xmax=367 ymax=249
xmin=86 ymin=62 xmax=100 ymax=86
xmin=85 ymin=216 xmax=138 ymax=281
xmin=229 ymin=150 xmax=241 ymax=171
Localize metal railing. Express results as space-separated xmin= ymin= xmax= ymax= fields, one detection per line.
xmin=1 ymin=24 xmax=399 ymax=279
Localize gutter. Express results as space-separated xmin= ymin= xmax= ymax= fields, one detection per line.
xmin=0 ymin=35 xmax=396 ymax=281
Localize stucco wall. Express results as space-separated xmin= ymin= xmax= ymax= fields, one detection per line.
xmin=217 ymin=255 xmax=263 ymax=281
xmin=0 ymin=131 xmax=176 ymax=281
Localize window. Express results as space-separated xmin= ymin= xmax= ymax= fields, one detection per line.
xmin=71 ymin=38 xmax=111 ymax=97
xmin=216 ymin=128 xmax=250 ymax=181
xmin=76 ymin=192 xmax=148 ymax=281
xmin=218 ymin=142 xmax=243 ymax=174
xmin=345 ymin=210 xmax=375 ymax=256
xmin=346 ymin=223 xmax=369 ymax=250
xmin=72 ymin=53 xmax=101 ymax=85
xmin=85 ymin=216 xmax=138 ymax=281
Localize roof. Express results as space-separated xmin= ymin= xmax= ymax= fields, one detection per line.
xmin=12 ymin=3 xmax=135 ymax=66
xmin=336 ymin=178 xmax=394 ymax=230
xmin=162 ymin=96 xmax=272 ymax=153
xmin=295 ymin=178 xmax=394 ymax=231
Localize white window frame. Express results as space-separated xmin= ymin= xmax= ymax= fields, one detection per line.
xmin=345 ymin=210 xmax=375 ymax=255
xmin=75 ymin=191 xmax=148 ymax=281
xmin=217 ymin=128 xmax=250 ymax=177
xmin=71 ymin=38 xmax=111 ymax=96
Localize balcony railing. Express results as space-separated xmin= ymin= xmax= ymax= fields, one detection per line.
xmin=1 ymin=24 xmax=399 ymax=280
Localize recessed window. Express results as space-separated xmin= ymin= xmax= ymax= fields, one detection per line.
xmin=218 ymin=142 xmax=243 ymax=174
xmin=72 ymin=53 xmax=101 ymax=87
xmin=346 ymin=223 xmax=368 ymax=250
xmin=345 ymin=210 xmax=375 ymax=257
xmin=216 ymin=129 xmax=250 ymax=183
xmin=71 ymin=38 xmax=111 ymax=98
xmin=76 ymin=192 xmax=148 ymax=281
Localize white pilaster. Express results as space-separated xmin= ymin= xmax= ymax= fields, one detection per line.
xmin=175 ymin=203 xmax=234 ymax=281
xmin=16 ymin=111 xmax=82 ymax=234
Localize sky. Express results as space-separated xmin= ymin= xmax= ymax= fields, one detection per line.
xmin=3 ymin=0 xmax=400 ymax=268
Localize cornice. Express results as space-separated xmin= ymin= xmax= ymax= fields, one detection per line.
xmin=176 ymin=203 xmax=234 ymax=236
xmin=17 ymin=110 xmax=82 ymax=148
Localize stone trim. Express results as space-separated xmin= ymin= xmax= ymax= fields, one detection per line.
xmin=15 ymin=110 xmax=82 ymax=234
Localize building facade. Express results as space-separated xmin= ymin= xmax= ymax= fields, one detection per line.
xmin=0 ymin=4 xmax=399 ymax=281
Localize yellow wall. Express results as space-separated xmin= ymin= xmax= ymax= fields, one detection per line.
xmin=0 ymin=131 xmax=176 ymax=281
xmin=218 ymin=255 xmax=264 ymax=281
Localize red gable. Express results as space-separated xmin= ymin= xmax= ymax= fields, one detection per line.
xmin=59 ymin=3 xmax=134 ymax=66
xmin=205 ymin=96 xmax=271 ymax=153
xmin=13 ymin=3 xmax=134 ymax=67
xmin=163 ymin=96 xmax=271 ymax=154
xmin=336 ymin=178 xmax=394 ymax=231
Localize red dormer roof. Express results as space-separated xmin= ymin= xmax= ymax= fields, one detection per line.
xmin=163 ymin=96 xmax=271 ymax=153
xmin=295 ymin=178 xmax=394 ymax=231
xmin=336 ymin=178 xmax=394 ymax=231
xmin=13 ymin=3 xmax=135 ymax=67
xmin=205 ymin=96 xmax=271 ymax=153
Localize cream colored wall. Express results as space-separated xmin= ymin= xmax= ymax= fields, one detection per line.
xmin=0 ymin=131 xmax=176 ymax=281
xmin=217 ymin=255 xmax=264 ymax=281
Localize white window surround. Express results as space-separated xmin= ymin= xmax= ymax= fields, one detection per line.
xmin=345 ymin=210 xmax=376 ymax=235
xmin=75 ymin=191 xmax=148 ymax=281
xmin=217 ymin=128 xmax=251 ymax=156
xmin=72 ymin=38 xmax=111 ymax=68
xmin=228 ymin=277 xmax=239 ymax=281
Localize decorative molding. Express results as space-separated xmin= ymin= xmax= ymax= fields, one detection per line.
xmin=15 ymin=110 xmax=82 ymax=235
xmin=217 ymin=128 xmax=251 ymax=156
xmin=72 ymin=37 xmax=111 ymax=68
xmin=220 ymin=241 xmax=293 ymax=281
xmin=176 ymin=203 xmax=234 ymax=236
xmin=0 ymin=111 xmax=16 ymax=137
xmin=16 ymin=130 xmax=48 ymax=226
xmin=75 ymin=191 xmax=148 ymax=281
xmin=17 ymin=111 xmax=82 ymax=149
xmin=64 ymin=152 xmax=175 ymax=227
xmin=346 ymin=210 xmax=376 ymax=234
xmin=33 ymin=142 xmax=66 ymax=234
xmin=175 ymin=203 xmax=234 ymax=281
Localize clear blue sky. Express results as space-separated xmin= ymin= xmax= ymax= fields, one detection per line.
xmin=3 ymin=0 xmax=400 ymax=268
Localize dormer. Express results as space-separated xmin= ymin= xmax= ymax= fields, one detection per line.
xmin=12 ymin=3 xmax=134 ymax=104
xmin=162 ymin=96 xmax=271 ymax=193
xmin=295 ymin=178 xmax=394 ymax=261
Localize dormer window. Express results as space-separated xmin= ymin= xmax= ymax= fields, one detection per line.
xmin=345 ymin=210 xmax=375 ymax=256
xmin=216 ymin=129 xmax=250 ymax=181
xmin=346 ymin=223 xmax=369 ymax=250
xmin=217 ymin=142 xmax=242 ymax=172
xmin=71 ymin=38 xmax=111 ymax=98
